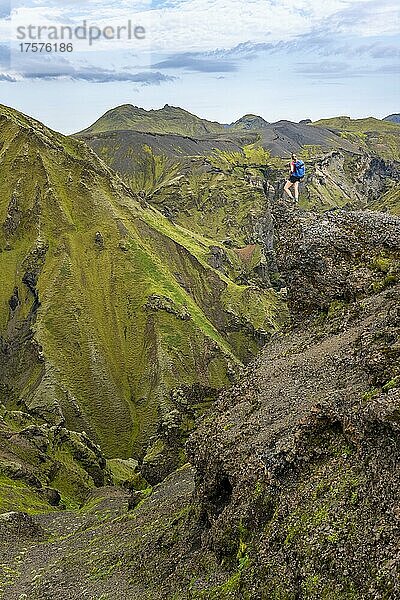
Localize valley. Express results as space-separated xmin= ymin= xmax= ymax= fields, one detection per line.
xmin=0 ymin=102 xmax=399 ymax=599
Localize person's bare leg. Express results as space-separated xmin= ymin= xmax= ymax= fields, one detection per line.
xmin=293 ymin=181 xmax=299 ymax=201
xmin=284 ymin=180 xmax=294 ymax=199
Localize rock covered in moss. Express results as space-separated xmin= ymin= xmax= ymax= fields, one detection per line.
xmin=0 ymin=511 xmax=44 ymax=540
xmin=184 ymin=284 xmax=400 ymax=598
xmin=0 ymin=407 xmax=111 ymax=512
xmin=271 ymin=203 xmax=400 ymax=315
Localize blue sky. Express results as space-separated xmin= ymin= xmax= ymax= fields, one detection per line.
xmin=0 ymin=0 xmax=399 ymax=133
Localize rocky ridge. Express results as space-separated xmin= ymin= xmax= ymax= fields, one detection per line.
xmin=0 ymin=185 xmax=399 ymax=599
xmin=0 ymin=104 xmax=399 ymax=599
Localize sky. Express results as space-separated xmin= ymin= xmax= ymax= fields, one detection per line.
xmin=0 ymin=0 xmax=399 ymax=133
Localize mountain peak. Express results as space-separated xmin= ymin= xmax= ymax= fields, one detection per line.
xmin=384 ymin=113 xmax=400 ymax=124
xmin=229 ymin=114 xmax=270 ymax=130
xmin=77 ymin=103 xmax=225 ymax=137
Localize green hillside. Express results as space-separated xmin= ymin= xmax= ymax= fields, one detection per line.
xmin=0 ymin=105 xmax=287 ymax=469
xmin=313 ymin=116 xmax=400 ymax=133
xmin=76 ymin=140 xmax=279 ymax=245
xmin=313 ymin=116 xmax=400 ymax=160
xmin=78 ymin=104 xmax=226 ymax=136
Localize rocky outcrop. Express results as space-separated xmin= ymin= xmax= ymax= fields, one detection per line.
xmin=270 ymin=202 xmax=400 ymax=314
xmin=0 ymin=511 xmax=44 ymax=540
xmin=185 ymin=284 xmax=400 ymax=599
xmin=0 ymin=404 xmax=112 ymax=510
xmin=304 ymin=150 xmax=400 ymax=211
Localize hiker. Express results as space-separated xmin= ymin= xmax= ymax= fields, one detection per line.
xmin=284 ymin=153 xmax=305 ymax=201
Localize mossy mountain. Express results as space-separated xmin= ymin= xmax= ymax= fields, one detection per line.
xmin=0 ymin=104 xmax=286 ymax=479
xmin=0 ymin=103 xmax=400 ymax=599
xmin=1 ymin=180 xmax=400 ymax=600
xmin=78 ymin=104 xmax=226 ymax=137
xmin=78 ymin=103 xmax=400 ymax=161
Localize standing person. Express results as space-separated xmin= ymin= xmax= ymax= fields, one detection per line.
xmin=284 ymin=153 xmax=305 ymax=202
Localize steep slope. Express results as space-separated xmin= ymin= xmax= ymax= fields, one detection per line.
xmin=296 ymin=151 xmax=400 ymax=214
xmin=1 ymin=205 xmax=399 ymax=599
xmin=78 ymin=104 xmax=226 ymax=136
xmin=258 ymin=119 xmax=359 ymax=156
xmin=0 ymin=105 xmax=287 ymax=473
xmin=185 ymin=285 xmax=400 ymax=599
xmin=69 ymin=142 xmax=278 ymax=252
xmin=77 ymin=129 xmax=243 ymax=163
xmin=0 ymin=404 xmax=113 ymax=512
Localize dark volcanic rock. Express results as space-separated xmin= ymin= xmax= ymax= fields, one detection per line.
xmin=185 ymin=284 xmax=400 ymax=599
xmin=270 ymin=203 xmax=400 ymax=315
xmin=40 ymin=487 xmax=62 ymax=507
xmin=0 ymin=511 xmax=44 ymax=540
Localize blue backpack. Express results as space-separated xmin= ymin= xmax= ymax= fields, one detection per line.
xmin=294 ymin=160 xmax=305 ymax=178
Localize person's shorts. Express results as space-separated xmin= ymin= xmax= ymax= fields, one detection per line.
xmin=289 ymin=175 xmax=303 ymax=183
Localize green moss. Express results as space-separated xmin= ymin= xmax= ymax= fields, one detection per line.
xmin=0 ymin=564 xmax=21 ymax=590
xmin=89 ymin=559 xmax=123 ymax=581
xmin=312 ymin=116 xmax=400 ymax=134
xmin=106 ymin=458 xmax=146 ymax=489
xmin=222 ymin=283 xmax=288 ymax=333
xmin=327 ymin=300 xmax=347 ymax=318
xmin=377 ymin=183 xmax=400 ymax=214
xmin=372 ymin=274 xmax=397 ymax=293
xmin=189 ymin=555 xmax=251 ymax=599
xmin=0 ymin=475 xmax=54 ymax=514
xmin=0 ymin=404 xmax=111 ymax=510
xmin=370 ymin=257 xmax=392 ymax=273
xmin=77 ymin=104 xmax=226 ymax=137
xmin=363 ymin=387 xmax=380 ymax=401
xmin=0 ymin=104 xmax=288 ymax=462
xmin=382 ymin=377 xmax=399 ymax=392
xmin=125 ymin=145 xmax=182 ymax=200
xmin=302 ymin=574 xmax=320 ymax=595
xmin=209 ymin=143 xmax=270 ymax=173
xmin=312 ymin=116 xmax=400 ymax=161
xmin=301 ymin=145 xmax=323 ymax=159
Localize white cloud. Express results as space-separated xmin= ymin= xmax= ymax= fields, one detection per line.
xmin=1 ymin=0 xmax=399 ymax=75
xmin=333 ymin=0 xmax=400 ymax=37
xmin=147 ymin=0 xmax=365 ymax=52
xmin=5 ymin=0 xmax=398 ymax=55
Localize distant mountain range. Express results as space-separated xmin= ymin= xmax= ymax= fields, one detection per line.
xmin=78 ymin=103 xmax=399 ymax=137
xmin=78 ymin=104 xmax=272 ymax=137
xmin=77 ymin=104 xmax=363 ymax=157
xmin=78 ymin=104 xmax=225 ymax=137
xmin=384 ymin=113 xmax=400 ymax=124
xmin=77 ymin=104 xmax=400 ymax=160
